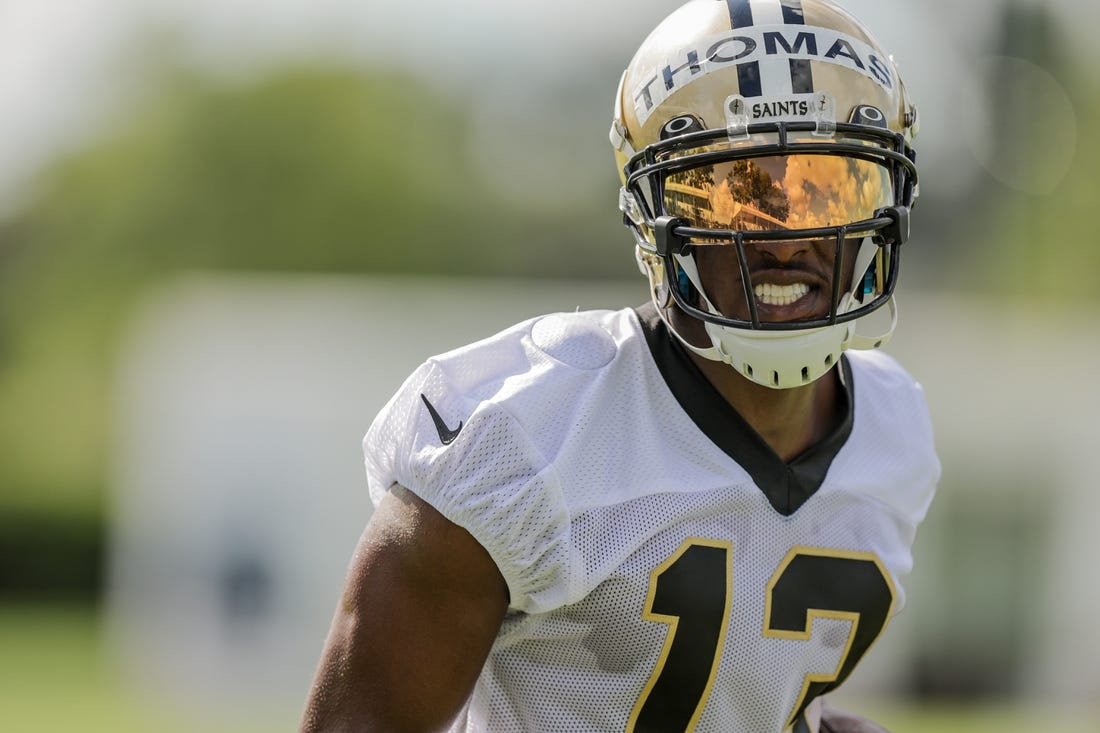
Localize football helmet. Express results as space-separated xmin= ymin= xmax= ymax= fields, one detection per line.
xmin=611 ymin=0 xmax=919 ymax=389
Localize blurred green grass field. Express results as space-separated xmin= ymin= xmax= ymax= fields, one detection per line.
xmin=2 ymin=603 xmax=1096 ymax=733
xmin=0 ymin=604 xmax=286 ymax=733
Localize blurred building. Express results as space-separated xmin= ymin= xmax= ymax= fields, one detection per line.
xmin=105 ymin=274 xmax=1100 ymax=720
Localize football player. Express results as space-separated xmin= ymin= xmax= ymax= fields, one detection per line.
xmin=300 ymin=1 xmax=939 ymax=731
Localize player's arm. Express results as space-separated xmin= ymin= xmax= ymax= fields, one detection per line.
xmin=299 ymin=483 xmax=510 ymax=733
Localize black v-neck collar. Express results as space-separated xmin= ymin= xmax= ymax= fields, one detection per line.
xmin=633 ymin=302 xmax=854 ymax=516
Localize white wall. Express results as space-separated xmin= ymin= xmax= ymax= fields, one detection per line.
xmin=105 ymin=273 xmax=1100 ymax=718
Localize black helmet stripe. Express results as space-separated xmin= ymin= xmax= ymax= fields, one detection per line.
xmin=780 ymin=1 xmax=805 ymax=23
xmin=724 ymin=0 xmax=763 ymax=97
xmin=723 ymin=0 xmax=815 ymax=96
xmin=724 ymin=0 xmax=754 ymax=28
xmin=782 ymin=1 xmax=815 ymax=93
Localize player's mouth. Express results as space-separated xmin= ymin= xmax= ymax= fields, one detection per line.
xmin=751 ymin=279 xmax=826 ymax=321
xmin=753 ymin=282 xmax=809 ymax=307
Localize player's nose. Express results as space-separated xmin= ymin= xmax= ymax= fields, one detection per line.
xmin=757 ymin=240 xmax=812 ymax=266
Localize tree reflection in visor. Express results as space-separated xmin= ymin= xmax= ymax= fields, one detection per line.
xmin=663 ymin=154 xmax=894 ymax=236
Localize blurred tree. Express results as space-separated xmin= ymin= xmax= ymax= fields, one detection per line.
xmin=0 ymin=62 xmax=628 ymax=593
xmin=956 ymin=2 xmax=1100 ymax=302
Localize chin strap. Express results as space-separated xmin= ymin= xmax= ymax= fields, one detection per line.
xmin=668 ymin=252 xmax=740 ymax=363
xmin=840 ymin=238 xmax=898 ymax=350
xmin=847 ymin=295 xmax=898 ymax=350
xmin=673 ymin=252 xmax=717 ymax=312
xmin=650 ymin=294 xmax=727 ymax=363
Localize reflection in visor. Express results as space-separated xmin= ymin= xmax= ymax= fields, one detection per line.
xmin=664 ymin=155 xmax=894 ymax=236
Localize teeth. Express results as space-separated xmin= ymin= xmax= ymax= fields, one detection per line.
xmin=753 ymin=282 xmax=810 ymax=306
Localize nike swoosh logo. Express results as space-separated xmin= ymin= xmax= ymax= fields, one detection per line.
xmin=420 ymin=393 xmax=463 ymax=445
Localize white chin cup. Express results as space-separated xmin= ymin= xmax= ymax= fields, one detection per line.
xmin=701 ymin=320 xmax=854 ymax=389
xmin=682 ymin=295 xmax=898 ymax=389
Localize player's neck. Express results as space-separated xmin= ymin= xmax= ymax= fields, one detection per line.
xmin=690 ymin=353 xmax=843 ymax=463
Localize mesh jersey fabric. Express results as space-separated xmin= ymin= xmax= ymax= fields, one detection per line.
xmin=363 ymin=306 xmax=939 ymax=733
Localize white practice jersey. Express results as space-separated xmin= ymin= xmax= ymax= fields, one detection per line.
xmin=364 ymin=304 xmax=939 ymax=733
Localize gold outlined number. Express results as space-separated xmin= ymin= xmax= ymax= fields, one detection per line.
xmin=629 ymin=543 xmax=895 ymax=733
xmin=627 ymin=539 xmax=732 ymax=733
xmin=765 ymin=547 xmax=896 ymax=729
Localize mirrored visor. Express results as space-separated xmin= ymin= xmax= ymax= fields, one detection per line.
xmin=663 ymin=154 xmax=894 ymax=236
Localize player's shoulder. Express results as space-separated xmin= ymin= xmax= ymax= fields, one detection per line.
xmin=364 ymin=306 xmax=642 ymax=502
xmin=845 ymin=348 xmax=934 ymax=446
xmin=844 ymin=348 xmax=934 ymax=426
xmin=845 ymin=348 xmax=922 ymax=393
xmin=838 ymin=349 xmax=940 ymax=522
xmin=398 ymin=307 xmax=642 ymax=432
xmin=429 ymin=306 xmax=635 ymax=391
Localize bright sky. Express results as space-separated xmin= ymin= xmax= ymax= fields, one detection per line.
xmin=0 ymin=0 xmax=1091 ymax=216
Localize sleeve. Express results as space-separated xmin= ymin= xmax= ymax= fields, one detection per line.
xmin=363 ymin=359 xmax=576 ymax=615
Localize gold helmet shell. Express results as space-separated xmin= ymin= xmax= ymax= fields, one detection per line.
xmin=612 ymin=0 xmax=917 ymax=169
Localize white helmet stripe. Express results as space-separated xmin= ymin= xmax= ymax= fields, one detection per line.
xmin=757 ymin=54 xmax=795 ymax=97
xmin=780 ymin=0 xmax=816 ymax=93
xmin=749 ymin=0 xmax=784 ymax=25
xmin=750 ymin=1 xmax=794 ymax=95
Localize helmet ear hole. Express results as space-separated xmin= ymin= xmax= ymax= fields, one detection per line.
xmin=848 ymin=105 xmax=888 ymax=128
xmin=661 ymin=115 xmax=705 ymax=140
